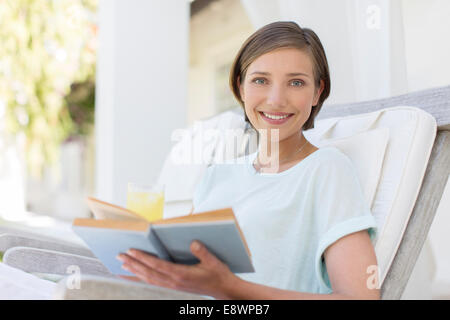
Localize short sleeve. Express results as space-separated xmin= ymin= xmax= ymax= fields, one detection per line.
xmin=313 ymin=150 xmax=378 ymax=293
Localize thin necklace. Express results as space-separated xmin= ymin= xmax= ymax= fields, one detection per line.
xmin=255 ymin=139 xmax=309 ymax=170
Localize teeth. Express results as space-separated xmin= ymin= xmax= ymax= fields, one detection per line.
xmin=262 ymin=112 xmax=291 ymax=120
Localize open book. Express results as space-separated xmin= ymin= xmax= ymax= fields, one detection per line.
xmin=72 ymin=197 xmax=254 ymax=276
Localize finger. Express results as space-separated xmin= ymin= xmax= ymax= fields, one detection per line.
xmin=190 ymin=241 xmax=222 ymax=266
xmin=120 ymin=255 xmax=176 ymax=289
xmin=118 ymin=253 xmax=169 ymax=280
xmin=119 ymin=275 xmax=142 ymax=283
xmin=123 ymin=263 xmax=175 ymax=289
xmin=127 ymin=249 xmax=185 ymax=276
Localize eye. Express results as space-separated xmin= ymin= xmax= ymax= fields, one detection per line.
xmin=252 ymin=78 xmax=266 ymax=85
xmin=290 ymin=80 xmax=304 ymax=87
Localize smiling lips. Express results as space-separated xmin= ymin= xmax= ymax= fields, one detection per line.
xmin=259 ymin=111 xmax=294 ymax=124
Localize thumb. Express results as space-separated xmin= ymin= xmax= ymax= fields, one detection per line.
xmin=190 ymin=241 xmax=220 ymax=265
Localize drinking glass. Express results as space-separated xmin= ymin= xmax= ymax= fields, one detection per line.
xmin=126 ymin=182 xmax=165 ymax=222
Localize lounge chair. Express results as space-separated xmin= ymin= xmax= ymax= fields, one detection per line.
xmin=1 ymin=85 xmax=449 ymax=300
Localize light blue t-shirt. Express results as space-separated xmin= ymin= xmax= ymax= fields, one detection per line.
xmin=192 ymin=146 xmax=377 ymax=294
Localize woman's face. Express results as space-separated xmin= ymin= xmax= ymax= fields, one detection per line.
xmin=239 ymin=48 xmax=323 ymax=141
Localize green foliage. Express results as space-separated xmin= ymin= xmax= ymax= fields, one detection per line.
xmin=0 ymin=0 xmax=97 ymax=178
xmin=65 ymin=78 xmax=95 ymax=137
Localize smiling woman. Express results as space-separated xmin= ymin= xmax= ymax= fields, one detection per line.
xmin=228 ymin=22 xmax=331 ymax=172
xmin=119 ymin=21 xmax=380 ymax=300
xmin=230 ymin=21 xmax=331 ymax=131
xmin=241 ymin=49 xmax=319 ymax=132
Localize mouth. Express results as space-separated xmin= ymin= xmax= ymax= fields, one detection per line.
xmin=258 ymin=111 xmax=294 ymax=125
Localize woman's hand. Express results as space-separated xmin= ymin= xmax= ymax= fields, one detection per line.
xmin=116 ymin=241 xmax=238 ymax=299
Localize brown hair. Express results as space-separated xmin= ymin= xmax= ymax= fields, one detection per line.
xmin=229 ymin=21 xmax=331 ymax=130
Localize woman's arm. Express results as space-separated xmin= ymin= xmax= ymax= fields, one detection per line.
xmin=117 ymin=230 xmax=379 ymax=300
xmin=221 ymin=230 xmax=380 ymax=300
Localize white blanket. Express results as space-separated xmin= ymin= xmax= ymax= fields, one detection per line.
xmin=0 ymin=262 xmax=56 ymax=300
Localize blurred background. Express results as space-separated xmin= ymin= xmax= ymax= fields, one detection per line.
xmin=0 ymin=0 xmax=449 ymax=298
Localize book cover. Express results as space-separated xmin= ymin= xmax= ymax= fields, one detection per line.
xmin=72 ymin=198 xmax=254 ymax=276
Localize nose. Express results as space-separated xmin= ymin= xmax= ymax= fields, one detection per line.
xmin=266 ymin=83 xmax=287 ymax=108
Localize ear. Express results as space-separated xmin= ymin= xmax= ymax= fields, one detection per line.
xmin=238 ymin=76 xmax=245 ymax=101
xmin=313 ymin=79 xmax=325 ymax=107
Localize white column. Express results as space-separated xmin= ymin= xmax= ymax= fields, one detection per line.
xmin=95 ymin=0 xmax=190 ymax=206
xmin=345 ymin=0 xmax=408 ymax=101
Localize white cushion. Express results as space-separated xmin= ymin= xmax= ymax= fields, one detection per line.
xmin=305 ymin=106 xmax=437 ymax=284
xmin=306 ymin=127 xmax=389 ymax=209
xmin=158 ymin=110 xmax=248 ymax=218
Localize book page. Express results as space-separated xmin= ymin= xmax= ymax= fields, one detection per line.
xmin=86 ymin=197 xmax=144 ymax=221
xmin=0 ymin=263 xmax=56 ymax=299
xmin=153 ymin=207 xmax=235 ymax=225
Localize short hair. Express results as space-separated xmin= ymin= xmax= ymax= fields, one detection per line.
xmin=229 ymin=21 xmax=331 ymax=130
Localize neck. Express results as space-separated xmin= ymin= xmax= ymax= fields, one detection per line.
xmin=256 ymin=130 xmax=308 ymax=167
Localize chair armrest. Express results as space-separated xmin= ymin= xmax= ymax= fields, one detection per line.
xmin=53 ymin=274 xmax=212 ymax=300
xmin=0 ymin=233 xmax=95 ymax=258
xmin=0 ymin=222 xmax=86 ymax=247
xmin=2 ymin=247 xmax=112 ymax=277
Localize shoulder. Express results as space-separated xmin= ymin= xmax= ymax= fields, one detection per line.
xmin=306 ymin=147 xmax=360 ymax=188
xmin=312 ymin=146 xmax=354 ymax=170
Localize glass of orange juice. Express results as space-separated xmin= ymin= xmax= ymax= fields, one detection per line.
xmin=126 ymin=182 xmax=165 ymax=222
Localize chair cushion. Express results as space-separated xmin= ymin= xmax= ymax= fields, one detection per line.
xmin=309 ymin=127 xmax=389 ymax=209
xmin=305 ymin=106 xmax=437 ymax=284
xmin=158 ymin=109 xmax=248 ymax=218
